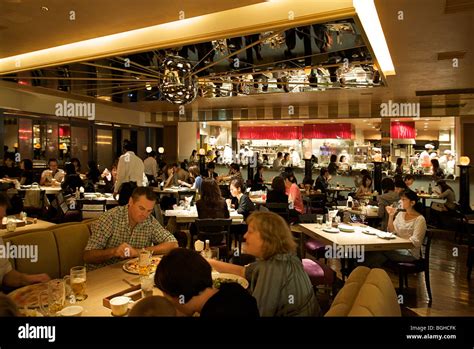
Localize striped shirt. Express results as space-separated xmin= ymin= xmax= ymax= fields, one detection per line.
xmin=85 ymin=205 xmax=176 ymax=270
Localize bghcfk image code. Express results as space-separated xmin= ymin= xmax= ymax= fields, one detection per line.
xmin=18 ymin=324 xmax=56 ymax=343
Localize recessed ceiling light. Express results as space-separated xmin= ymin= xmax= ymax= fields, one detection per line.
xmin=425 ymin=118 xmax=430 ymax=121
xmin=363 ymin=119 xmax=367 ymax=122
xmin=331 ymin=120 xmax=335 ymax=123
xmin=395 ymin=119 xmax=399 ymax=122
xmin=372 ymin=126 xmax=376 ymax=128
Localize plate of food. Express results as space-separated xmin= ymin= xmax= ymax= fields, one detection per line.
xmin=8 ymin=283 xmax=49 ymax=308
xmin=122 ymin=256 xmax=162 ymax=275
xmin=212 ymin=272 xmax=249 ymax=289
xmin=322 ymin=227 xmax=339 ymax=234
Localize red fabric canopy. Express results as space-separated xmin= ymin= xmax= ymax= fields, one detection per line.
xmin=238 ymin=123 xmax=354 ymax=140
xmin=238 ymin=126 xmax=302 ymax=140
xmin=303 ymin=123 xmax=354 ymax=139
xmin=390 ymin=121 xmax=415 ymax=139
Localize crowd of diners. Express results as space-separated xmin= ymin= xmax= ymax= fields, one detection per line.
xmin=0 ymin=142 xmax=460 ymax=317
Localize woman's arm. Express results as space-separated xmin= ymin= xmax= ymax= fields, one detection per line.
xmin=386 ymin=206 xmax=397 ymax=232
xmin=207 ymin=259 xmax=245 ymax=277
xmin=410 ymin=216 xmax=427 ymax=250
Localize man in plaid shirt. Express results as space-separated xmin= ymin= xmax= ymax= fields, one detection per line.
xmin=84 ymin=187 xmax=178 ymax=270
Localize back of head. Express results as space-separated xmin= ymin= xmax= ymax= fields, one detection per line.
xmin=394 ymin=179 xmax=407 ymax=191
xmin=230 ymin=163 xmax=240 ymax=172
xmin=381 ymin=177 xmax=395 ymax=193
xmin=271 ymin=176 xmax=286 ymax=194
xmin=330 ymin=154 xmax=337 ymax=163
xmin=124 ymin=142 xmax=134 ymax=152
xmin=129 ymin=296 xmax=177 ymax=317
xmin=65 ymin=163 xmax=76 ymax=175
xmin=155 ymin=248 xmax=212 ymax=304
xmin=200 ymin=178 xmax=222 ymax=202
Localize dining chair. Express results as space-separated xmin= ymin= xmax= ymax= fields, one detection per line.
xmin=78 ymin=199 xmax=107 ymax=220
xmin=195 ymin=218 xmax=232 ymax=261
xmin=298 ymin=214 xmax=327 ymax=263
xmin=397 ymin=230 xmax=433 ymax=305
xmin=265 ymin=202 xmax=290 ymax=223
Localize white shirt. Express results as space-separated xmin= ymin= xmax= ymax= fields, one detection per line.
xmin=291 ymin=151 xmax=301 ymax=167
xmin=393 ymin=212 xmax=427 ymax=259
xmin=0 ymin=237 xmax=13 ymax=286
xmin=115 ymin=151 xmax=145 ymax=191
xmin=143 ymin=157 xmax=158 ymax=177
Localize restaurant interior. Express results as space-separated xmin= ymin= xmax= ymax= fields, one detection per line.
xmin=0 ymin=0 xmax=473 ymax=337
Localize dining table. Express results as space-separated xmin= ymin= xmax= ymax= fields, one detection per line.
xmin=165 ymin=207 xmax=244 ymax=224
xmin=298 ymin=223 xmax=413 ymax=252
xmin=68 ymin=260 xmax=165 ymax=316
xmin=0 ymin=218 xmax=56 ymax=237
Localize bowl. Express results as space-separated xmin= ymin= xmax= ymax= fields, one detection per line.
xmin=58 ymin=305 xmax=84 ymax=317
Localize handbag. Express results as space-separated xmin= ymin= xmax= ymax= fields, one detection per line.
xmin=23 ymin=183 xmax=43 ymax=209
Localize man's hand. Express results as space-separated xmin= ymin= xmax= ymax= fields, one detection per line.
xmin=24 ymin=273 xmax=50 ymax=285
xmin=115 ymin=243 xmax=138 ymax=259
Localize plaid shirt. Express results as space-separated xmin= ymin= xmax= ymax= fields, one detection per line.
xmin=85 ymin=205 xmax=176 ymax=270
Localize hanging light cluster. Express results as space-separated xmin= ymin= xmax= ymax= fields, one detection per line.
xmin=160 ymin=55 xmax=198 ymax=105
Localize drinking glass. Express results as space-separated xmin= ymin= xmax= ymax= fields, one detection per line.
xmin=316 ymin=215 xmax=323 ymax=226
xmin=70 ymin=266 xmax=87 ymax=301
xmin=210 ymin=247 xmax=220 ymax=260
xmin=6 ymin=216 xmax=17 ymax=233
xmin=39 ymin=279 xmax=66 ymax=316
xmin=138 ymin=249 xmax=152 ymax=276
xmin=140 ymin=273 xmax=154 ymax=298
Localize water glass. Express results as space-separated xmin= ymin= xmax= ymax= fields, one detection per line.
xmin=316 ymin=215 xmax=323 ymax=226
xmin=140 ymin=273 xmax=154 ymax=298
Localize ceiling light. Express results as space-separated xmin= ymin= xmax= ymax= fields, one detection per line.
xmin=145 ymin=82 xmax=152 ymax=90
xmin=41 ymin=6 xmax=49 ymax=11
xmin=353 ymin=0 xmax=396 ymax=76
xmin=395 ymin=119 xmax=399 ymax=122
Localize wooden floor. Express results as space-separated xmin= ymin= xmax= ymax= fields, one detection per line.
xmin=325 ymin=229 xmax=474 ymax=316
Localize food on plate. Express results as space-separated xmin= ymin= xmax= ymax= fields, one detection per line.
xmin=8 ymin=283 xmax=49 ymax=308
xmin=122 ymin=256 xmax=161 ymax=274
xmin=211 ymin=273 xmax=248 ymax=289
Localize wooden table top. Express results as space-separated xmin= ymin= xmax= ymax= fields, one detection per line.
xmin=165 ymin=208 xmax=243 ymax=224
xmin=0 ymin=219 xmax=56 ymax=237
xmin=77 ymin=261 xmax=164 ymax=316
xmin=299 ymin=223 xmax=413 ymax=252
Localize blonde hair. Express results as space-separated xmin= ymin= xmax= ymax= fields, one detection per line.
xmin=247 ymin=211 xmax=296 ymax=259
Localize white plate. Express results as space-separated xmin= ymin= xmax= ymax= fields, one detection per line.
xmin=376 ymin=231 xmax=396 ymax=240
xmin=361 ymin=229 xmax=376 ymax=235
xmin=322 ymin=227 xmax=339 ymax=234
xmin=338 ymin=224 xmax=355 ymax=232
xmin=212 ymin=272 xmax=249 ymax=289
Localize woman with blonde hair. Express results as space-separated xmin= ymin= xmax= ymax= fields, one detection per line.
xmin=207 ymin=211 xmax=319 ymax=317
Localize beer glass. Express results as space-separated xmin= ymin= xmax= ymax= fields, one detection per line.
xmin=39 ymin=279 xmax=66 ymax=316
xmin=70 ymin=266 xmax=87 ymax=301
